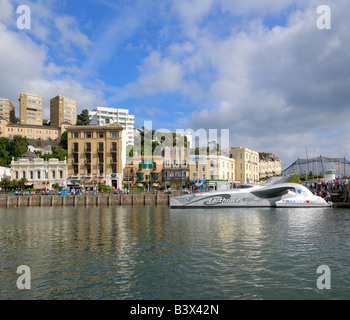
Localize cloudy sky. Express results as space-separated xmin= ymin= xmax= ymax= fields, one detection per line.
xmin=0 ymin=0 xmax=349 ymax=167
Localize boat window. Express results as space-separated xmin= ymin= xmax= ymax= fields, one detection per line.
xmin=235 ymin=185 xmax=253 ymax=189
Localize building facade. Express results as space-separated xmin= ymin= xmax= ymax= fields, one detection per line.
xmin=123 ymin=155 xmax=163 ymax=190
xmin=67 ymin=123 xmax=126 ymax=189
xmin=189 ymin=154 xmax=236 ymax=189
xmin=88 ymin=107 xmax=135 ymax=146
xmin=162 ymin=145 xmax=189 ymax=188
xmin=50 ymin=95 xmax=77 ymax=127
xmin=0 ymin=99 xmax=16 ymax=123
xmin=0 ymin=116 xmax=70 ymax=140
xmin=230 ymin=147 xmax=260 ymax=183
xmin=19 ymin=93 xmax=43 ymax=126
xmin=259 ymin=152 xmax=282 ymax=182
xmin=11 ymin=157 xmax=68 ymax=190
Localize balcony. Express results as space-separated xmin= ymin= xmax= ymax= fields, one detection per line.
xmin=111 ymin=147 xmax=118 ymax=153
xmin=72 ymin=148 xmax=79 ymax=153
xmin=85 ymin=148 xmax=92 ymax=153
xmin=97 ymin=148 xmax=104 ymax=153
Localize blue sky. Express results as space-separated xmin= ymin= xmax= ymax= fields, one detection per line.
xmin=1 ymin=0 xmax=350 ymax=166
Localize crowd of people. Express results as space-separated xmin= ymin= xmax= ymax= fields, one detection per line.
xmin=305 ymin=180 xmax=350 ymax=202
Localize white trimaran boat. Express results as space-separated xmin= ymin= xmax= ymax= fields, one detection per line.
xmin=170 ymin=175 xmax=331 ymax=208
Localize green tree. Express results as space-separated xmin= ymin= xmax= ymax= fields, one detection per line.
xmin=76 ymin=109 xmax=89 ymax=125
xmin=18 ymin=177 xmax=28 ymax=190
xmin=8 ymin=136 xmax=29 ymax=160
xmin=9 ymin=179 xmax=19 ymax=190
xmin=40 ymin=147 xmax=67 ymax=162
xmin=0 ymin=178 xmax=10 ymax=190
xmin=0 ymin=137 xmax=11 ymax=166
xmin=60 ymin=131 xmax=68 ymax=149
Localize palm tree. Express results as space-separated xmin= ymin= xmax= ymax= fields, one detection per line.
xmin=18 ymin=177 xmax=28 ymax=190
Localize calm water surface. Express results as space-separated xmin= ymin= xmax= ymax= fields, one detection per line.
xmin=1 ymin=205 xmax=350 ymax=300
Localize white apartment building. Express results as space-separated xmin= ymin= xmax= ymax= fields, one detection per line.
xmin=88 ymin=107 xmax=135 ymax=146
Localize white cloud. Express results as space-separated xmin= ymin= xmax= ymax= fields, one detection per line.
xmin=0 ymin=0 xmax=106 ymax=118
xmin=121 ymin=0 xmax=350 ymax=165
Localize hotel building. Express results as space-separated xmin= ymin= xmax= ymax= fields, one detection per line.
xmin=19 ymin=93 xmax=43 ymax=126
xmin=67 ymin=123 xmax=126 ymax=189
xmin=50 ymin=95 xmax=77 ymax=127
xmin=89 ymin=107 xmax=135 ymax=146
xmin=230 ymin=147 xmax=260 ymax=183
xmin=0 ymin=99 xmax=16 ymax=123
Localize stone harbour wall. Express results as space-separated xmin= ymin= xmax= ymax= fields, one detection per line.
xmin=0 ymin=194 xmax=178 ymax=207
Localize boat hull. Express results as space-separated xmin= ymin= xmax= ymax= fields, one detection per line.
xmin=170 ymin=189 xmax=331 ymax=208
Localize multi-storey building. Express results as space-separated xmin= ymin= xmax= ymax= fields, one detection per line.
xmin=0 ymin=116 xmax=71 ymax=140
xmin=259 ymin=152 xmax=282 ymax=182
xmin=50 ymin=95 xmax=77 ymax=127
xmin=0 ymin=99 xmax=16 ymax=123
xmin=19 ymin=93 xmax=43 ymax=126
xmin=189 ymin=154 xmax=236 ymax=189
xmin=11 ymin=157 xmax=68 ymax=190
xmin=88 ymin=107 xmax=135 ymax=146
xmin=162 ymin=145 xmax=189 ymax=188
xmin=123 ymin=155 xmax=163 ymax=190
xmin=67 ymin=123 xmax=126 ymax=189
xmin=230 ymin=147 xmax=260 ymax=183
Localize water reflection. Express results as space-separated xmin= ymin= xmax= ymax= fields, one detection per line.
xmin=0 ymin=206 xmax=350 ymax=300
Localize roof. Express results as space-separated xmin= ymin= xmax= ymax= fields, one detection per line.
xmin=67 ymin=123 xmax=124 ymax=131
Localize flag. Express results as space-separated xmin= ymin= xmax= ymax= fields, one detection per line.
xmin=335 ymin=163 xmax=340 ymax=168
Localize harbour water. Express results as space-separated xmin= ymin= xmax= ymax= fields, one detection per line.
xmin=1 ymin=205 xmax=350 ymax=300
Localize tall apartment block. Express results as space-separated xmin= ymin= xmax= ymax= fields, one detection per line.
xmin=50 ymin=95 xmax=77 ymax=127
xmin=88 ymin=107 xmax=135 ymax=146
xmin=19 ymin=93 xmax=43 ymax=126
xmin=0 ymin=99 xmax=16 ymax=123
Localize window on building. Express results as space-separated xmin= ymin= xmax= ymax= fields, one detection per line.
xmin=98 ymin=142 xmax=104 ymax=152
xmin=111 ymin=131 xmax=117 ymax=138
xmin=52 ymin=171 xmax=56 ymax=179
xmin=37 ymin=171 xmax=41 ymax=180
xmin=112 ymin=165 xmax=117 ymax=174
xmin=86 ymin=132 xmax=92 ymax=138
xmin=86 ymin=165 xmax=91 ymax=175
xmin=111 ymin=142 xmax=117 ymax=152
xmin=86 ymin=142 xmax=91 ymax=152
xmin=22 ymin=171 xmax=26 ymax=179
xmin=99 ymin=133 xmax=104 ymax=138
xmin=15 ymin=171 xmax=19 ymax=180
xmin=59 ymin=171 xmax=63 ymax=179
xmin=99 ymin=164 xmax=104 ymax=175
xmin=74 ymin=132 xmax=79 ymax=138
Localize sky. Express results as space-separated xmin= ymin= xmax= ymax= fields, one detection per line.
xmin=1 ymin=0 xmax=350 ymax=168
